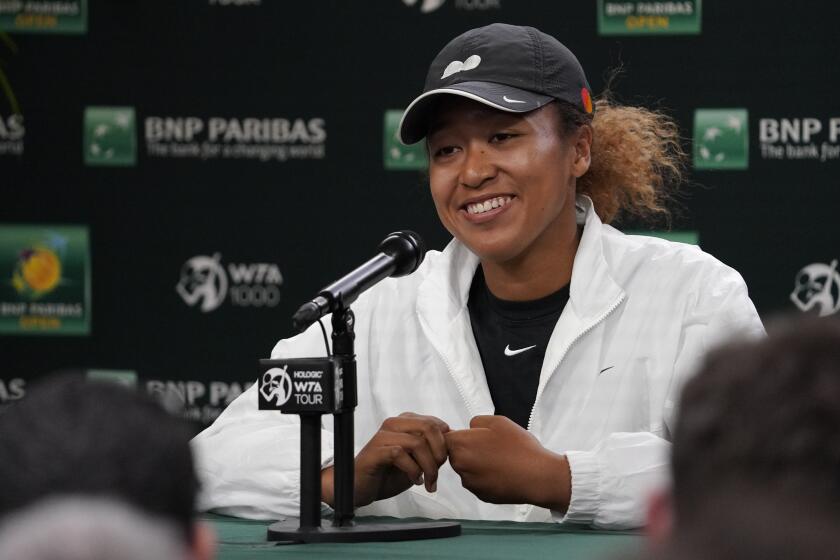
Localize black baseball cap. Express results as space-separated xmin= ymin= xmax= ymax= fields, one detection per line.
xmin=399 ymin=23 xmax=594 ymax=145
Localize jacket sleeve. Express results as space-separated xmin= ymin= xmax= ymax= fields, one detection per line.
xmin=190 ymin=323 xmax=335 ymax=520
xmin=558 ymin=266 xmax=765 ymax=529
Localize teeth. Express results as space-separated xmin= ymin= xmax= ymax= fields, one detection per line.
xmin=467 ymin=196 xmax=511 ymax=215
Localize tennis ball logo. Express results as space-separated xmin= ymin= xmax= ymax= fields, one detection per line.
xmin=12 ymin=246 xmax=62 ymax=297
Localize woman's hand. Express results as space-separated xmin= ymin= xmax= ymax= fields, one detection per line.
xmin=445 ymin=415 xmax=571 ymax=512
xmin=321 ymin=412 xmax=450 ymax=508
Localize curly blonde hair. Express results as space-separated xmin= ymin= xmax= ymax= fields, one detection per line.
xmin=558 ymin=96 xmax=686 ymax=225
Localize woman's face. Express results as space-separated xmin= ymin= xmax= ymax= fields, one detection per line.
xmin=427 ymin=97 xmax=590 ymax=265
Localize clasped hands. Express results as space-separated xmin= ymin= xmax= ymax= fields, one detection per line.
xmin=321 ymin=413 xmax=571 ymax=512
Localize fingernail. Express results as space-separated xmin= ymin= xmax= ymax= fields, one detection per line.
xmin=415 ymin=475 xmax=424 ymax=486
xmin=431 ymin=481 xmax=437 ymax=493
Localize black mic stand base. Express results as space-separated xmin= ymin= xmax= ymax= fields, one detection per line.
xmin=266 ymin=519 xmax=461 ymax=544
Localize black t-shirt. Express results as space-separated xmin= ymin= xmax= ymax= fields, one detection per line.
xmin=467 ymin=267 xmax=570 ymax=429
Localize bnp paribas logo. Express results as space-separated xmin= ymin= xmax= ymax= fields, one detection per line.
xmin=83 ymin=106 xmax=137 ymax=167
xmin=383 ymin=109 xmax=427 ymax=171
xmin=693 ymin=109 xmax=749 ymax=170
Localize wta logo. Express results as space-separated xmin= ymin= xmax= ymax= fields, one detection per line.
xmin=790 ymin=260 xmax=840 ymax=317
xmin=176 ymin=254 xmax=228 ymax=312
xmin=176 ymin=253 xmax=283 ymax=312
xmin=260 ymin=367 xmax=293 ymax=406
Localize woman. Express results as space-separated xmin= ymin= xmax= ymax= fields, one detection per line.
xmin=192 ymin=24 xmax=763 ymax=529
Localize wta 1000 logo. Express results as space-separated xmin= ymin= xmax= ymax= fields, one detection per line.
xmin=176 ymin=253 xmax=283 ymax=312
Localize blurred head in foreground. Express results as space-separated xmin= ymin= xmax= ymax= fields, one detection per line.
xmin=0 ymin=375 xmax=214 ymax=560
xmin=647 ymin=316 xmax=840 ymax=544
xmin=645 ymin=490 xmax=840 ymax=560
xmin=0 ymin=497 xmax=188 ymax=560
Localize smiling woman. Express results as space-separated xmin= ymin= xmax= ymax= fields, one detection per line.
xmin=192 ymin=23 xmax=764 ymax=531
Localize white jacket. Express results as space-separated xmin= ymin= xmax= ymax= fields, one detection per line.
xmin=192 ymin=197 xmax=764 ymax=529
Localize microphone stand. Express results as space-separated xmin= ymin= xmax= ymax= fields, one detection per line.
xmin=331 ymin=304 xmax=357 ymax=528
xmin=265 ymin=302 xmax=461 ymax=543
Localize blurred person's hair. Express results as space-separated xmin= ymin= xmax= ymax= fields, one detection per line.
xmin=0 ymin=374 xmax=198 ymax=542
xmin=647 ymin=488 xmax=840 ymax=560
xmin=0 ymin=497 xmax=187 ymax=560
xmin=671 ymin=316 xmax=840 ymax=522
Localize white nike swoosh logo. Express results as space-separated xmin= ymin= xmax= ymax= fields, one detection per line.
xmin=504 ymin=344 xmax=537 ymax=357
xmin=502 ymin=95 xmax=526 ymax=104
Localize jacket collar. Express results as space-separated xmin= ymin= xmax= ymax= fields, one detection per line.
xmin=416 ymin=195 xmax=625 ymax=418
xmin=567 ymin=196 xmax=625 ymax=321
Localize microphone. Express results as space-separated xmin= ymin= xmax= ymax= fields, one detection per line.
xmin=292 ymin=230 xmax=426 ymax=332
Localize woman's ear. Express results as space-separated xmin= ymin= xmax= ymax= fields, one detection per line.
xmin=571 ymin=125 xmax=593 ymax=178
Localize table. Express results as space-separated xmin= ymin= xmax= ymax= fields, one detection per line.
xmin=209 ymin=514 xmax=643 ymax=560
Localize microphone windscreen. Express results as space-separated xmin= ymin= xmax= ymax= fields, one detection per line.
xmin=379 ymin=230 xmax=426 ymax=277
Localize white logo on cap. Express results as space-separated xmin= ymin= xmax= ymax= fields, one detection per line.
xmin=503 ymin=96 xmax=526 ymax=104
xmin=442 ymin=54 xmax=481 ymax=79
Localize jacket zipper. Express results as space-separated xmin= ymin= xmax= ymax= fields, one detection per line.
xmin=526 ymin=294 xmax=626 ymax=432
xmin=418 ymin=313 xmax=475 ymax=418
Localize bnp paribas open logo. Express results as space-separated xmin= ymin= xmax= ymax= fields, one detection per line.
xmin=83 ymin=106 xmax=137 ymax=167
xmin=0 ymin=225 xmax=91 ymax=335
xmin=0 ymin=0 xmax=87 ymax=34
xmin=383 ymin=109 xmax=427 ymax=170
xmin=598 ymin=0 xmax=701 ymax=35
xmin=693 ymin=109 xmax=749 ymax=170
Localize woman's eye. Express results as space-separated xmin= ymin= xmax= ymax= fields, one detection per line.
xmin=434 ymin=146 xmax=458 ymax=157
xmin=491 ymin=133 xmax=515 ymax=143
